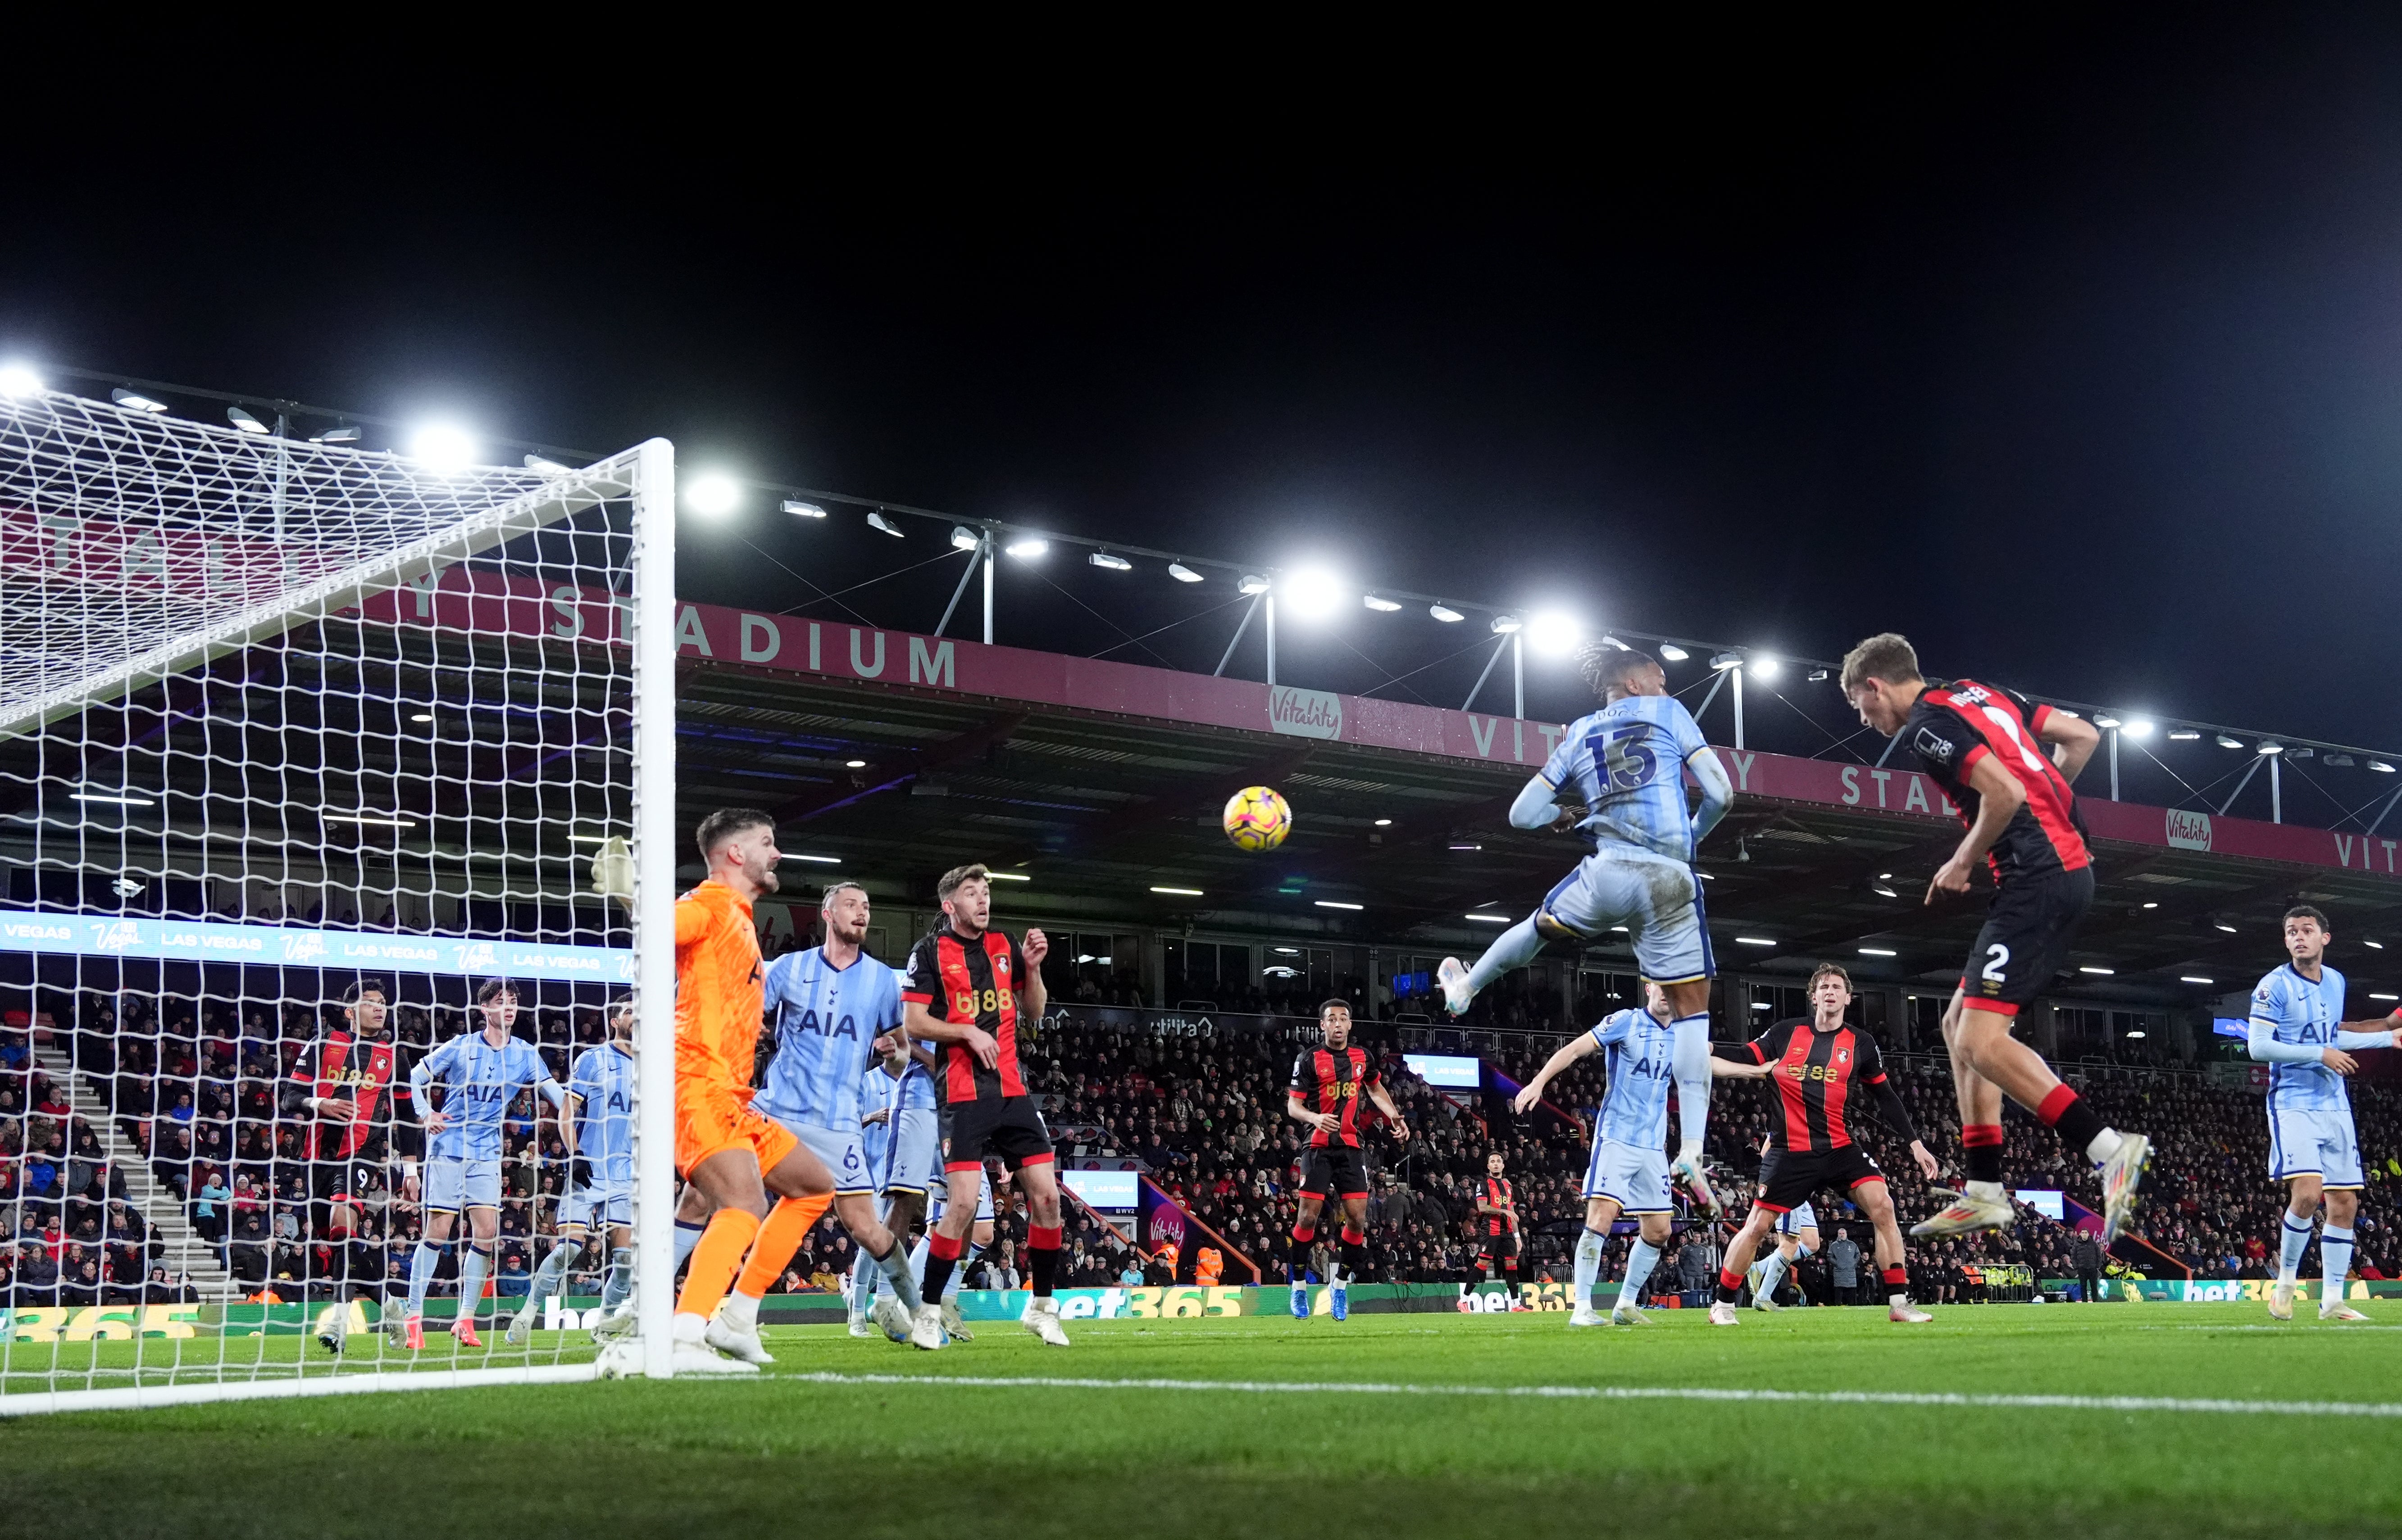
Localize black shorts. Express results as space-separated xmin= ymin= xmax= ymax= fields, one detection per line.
xmin=944 ymin=1095 xmax=1054 ymax=1173
xmin=1756 ymin=1145 xmax=1884 ymax=1213
xmin=1961 ymin=865 xmax=2094 ymax=1014
xmin=1299 ymin=1144 xmax=1369 ymax=1200
xmin=1479 ymin=1229 xmax=1520 ymax=1259
xmin=309 ymin=1159 xmax=377 ymax=1235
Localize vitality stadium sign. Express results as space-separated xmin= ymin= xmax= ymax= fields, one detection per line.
xmin=356 ymin=568 xmax=2402 ymax=883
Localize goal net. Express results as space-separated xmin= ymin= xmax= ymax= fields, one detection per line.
xmin=0 ymin=387 xmax=679 ymax=1412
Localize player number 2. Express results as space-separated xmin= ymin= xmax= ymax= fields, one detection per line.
xmin=1981 ymin=942 xmax=2010 ymax=984
xmin=1602 ymin=726 xmax=1657 ymax=790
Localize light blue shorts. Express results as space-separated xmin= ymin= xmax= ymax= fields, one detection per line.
xmin=1583 ymin=1138 xmax=1671 ymax=1214
xmin=558 ymin=1182 xmax=632 ymax=1231
xmin=1537 ymin=843 xmax=1714 ymax=985
xmin=2270 ymin=1106 xmax=2363 ymax=1188
xmin=888 ymin=1107 xmax=940 ymax=1195
xmin=423 ymin=1155 xmax=501 ymax=1214
xmin=1777 ymin=1203 xmax=1819 ymax=1237
xmin=928 ymin=1164 xmax=996 ymax=1225
xmin=780 ymin=1118 xmax=877 ymax=1196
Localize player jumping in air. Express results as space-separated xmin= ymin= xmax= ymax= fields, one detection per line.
xmin=1513 ymin=982 xmax=1771 ymax=1326
xmin=1439 ymin=645 xmax=1735 ymax=1212
xmin=1708 ymin=963 xmax=1941 ymax=1326
xmin=404 ymin=979 xmax=566 ymax=1350
xmin=2247 ymin=905 xmax=2402 ymax=1323
xmin=901 ymin=863 xmax=1071 ymax=1346
xmin=1285 ymin=999 xmax=1410 ymax=1322
xmin=285 ymin=977 xmax=415 ymax=1355
xmin=666 ymin=809 xmax=841 ymax=1375
xmin=755 ymin=881 xmax=936 ymax=1349
xmin=508 ymin=995 xmax=637 ymax=1346
xmin=1841 ymin=633 xmax=2151 ymax=1240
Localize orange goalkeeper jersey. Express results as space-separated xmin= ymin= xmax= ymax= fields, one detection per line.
xmin=674 ymin=878 xmax=764 ymax=1090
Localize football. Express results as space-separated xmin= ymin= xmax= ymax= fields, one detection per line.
xmin=1222 ymin=785 xmax=1293 ymax=851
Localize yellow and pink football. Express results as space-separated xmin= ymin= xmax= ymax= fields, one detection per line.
xmin=1222 ymin=785 xmax=1293 ymax=852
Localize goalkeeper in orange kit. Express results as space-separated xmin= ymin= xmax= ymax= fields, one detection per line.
xmin=664 ymin=807 xmax=838 ymax=1374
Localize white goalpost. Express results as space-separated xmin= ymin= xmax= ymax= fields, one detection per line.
xmin=0 ymin=387 xmax=680 ymax=1412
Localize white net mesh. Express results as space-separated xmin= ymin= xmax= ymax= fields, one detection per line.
xmin=0 ymin=389 xmax=671 ymax=1406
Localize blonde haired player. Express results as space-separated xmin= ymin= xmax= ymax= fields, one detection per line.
xmin=666 ymin=808 xmax=840 ymax=1373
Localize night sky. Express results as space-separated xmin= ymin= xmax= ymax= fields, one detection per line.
xmin=9 ymin=16 xmax=2402 ymax=780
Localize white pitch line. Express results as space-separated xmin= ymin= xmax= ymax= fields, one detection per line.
xmin=787 ymin=1371 xmax=2402 ymax=1420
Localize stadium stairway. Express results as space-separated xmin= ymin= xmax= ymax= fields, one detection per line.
xmin=32 ymin=1044 xmax=240 ymax=1303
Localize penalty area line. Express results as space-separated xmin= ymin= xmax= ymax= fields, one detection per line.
xmin=787 ymin=1371 xmax=2402 ymax=1420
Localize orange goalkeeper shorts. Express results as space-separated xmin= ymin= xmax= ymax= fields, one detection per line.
xmin=673 ymin=1076 xmax=797 ymax=1179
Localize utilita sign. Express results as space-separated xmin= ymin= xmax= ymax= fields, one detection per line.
xmin=353 ymin=565 xmax=2402 ymax=883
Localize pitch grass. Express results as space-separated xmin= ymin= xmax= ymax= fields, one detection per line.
xmin=8 ymin=1303 xmax=2402 ymax=1539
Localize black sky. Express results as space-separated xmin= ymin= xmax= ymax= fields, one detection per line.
xmin=10 ymin=14 xmax=2402 ymax=760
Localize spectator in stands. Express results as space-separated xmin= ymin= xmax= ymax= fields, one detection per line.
xmin=14 ymin=1238 xmax=58 ymax=1303
xmin=2073 ymin=1230 xmax=2105 ymax=1302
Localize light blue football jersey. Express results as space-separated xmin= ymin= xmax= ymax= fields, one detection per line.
xmin=860 ymin=1063 xmax=897 ymax=1171
xmin=894 ymin=1052 xmax=937 ymax=1113
xmin=569 ymin=1042 xmax=637 ymax=1189
xmin=2250 ymin=963 xmax=2353 ymax=1115
xmin=1590 ymin=1007 xmax=1676 ymax=1147
xmin=755 ymin=947 xmax=904 ymax=1131
xmin=422 ymin=1034 xmax=559 ymax=1161
xmin=1540 ymin=694 xmax=1713 ymax=860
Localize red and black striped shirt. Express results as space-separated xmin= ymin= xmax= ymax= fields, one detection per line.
xmin=1732 ymin=1018 xmax=1912 ymax=1154
xmin=1905 ymin=679 xmax=2091 ymax=882
xmin=1481 ymin=1176 xmax=1516 ymax=1236
xmin=900 ymin=925 xmax=1029 ymax=1104
xmin=280 ymin=1030 xmax=412 ymax=1163
xmin=1288 ymin=1045 xmax=1381 ymax=1149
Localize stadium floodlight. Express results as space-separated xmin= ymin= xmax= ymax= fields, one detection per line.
xmin=2079 ymin=966 xmax=2115 ymax=976
xmin=1151 ymin=885 xmax=1204 ymax=896
xmin=2373 ymin=993 xmax=2401 ymax=1003
xmin=1238 ymin=573 xmax=1271 ymax=595
xmin=1710 ymin=651 xmax=1742 ymax=670
xmin=2094 ymin=716 xmax=2123 ymax=729
xmin=1526 ymin=611 xmax=1579 ymax=655
xmin=1168 ymin=562 xmax=1205 ymax=582
xmin=2124 ymin=720 xmax=2155 ymax=738
xmin=1283 ymin=568 xmax=1342 ymax=618
xmin=950 ymin=525 xmax=983 ymax=551
xmin=789 ymin=854 xmax=841 ymax=864
xmin=2214 ymin=919 xmax=2240 ymax=933
xmin=1735 ymin=936 xmax=1775 ymax=947
xmin=226 ymin=406 xmax=271 ymax=435
xmin=524 ymin=454 xmax=573 ymax=476
xmin=1859 ymin=947 xmax=1898 ymax=957
xmin=1489 ymin=613 xmax=1523 ymax=635
xmin=1657 ymin=644 xmax=1688 ymax=661
xmin=2364 ymin=938 xmax=2386 ymax=949
xmin=1373 ymin=817 xmax=1393 ymax=827
xmin=1807 ymin=668 xmax=1830 ymax=681
xmin=1089 ymin=551 xmax=1133 ymax=571
xmin=2257 ymin=741 xmax=2284 ymax=756
xmin=2374 ymin=760 xmax=2397 ymax=773
xmin=1363 ymin=592 xmax=1403 ymax=612
xmin=682 ymin=474 xmax=741 ymax=516
xmin=988 ymin=870 xmax=1030 ymax=881
xmin=2168 ymin=729 xmax=2200 ymax=740
xmin=2291 ymin=745 xmax=2316 ymax=759
xmin=71 ymin=790 xmax=157 ymax=805
xmin=2216 ymin=735 xmax=2243 ymax=749
xmin=1428 ymin=602 xmax=1464 ymax=622
xmin=867 ymin=511 xmax=905 ymax=537
xmin=316 ymin=424 xmax=363 ymax=445
xmin=409 ymin=711 xmax=434 ymax=722
xmin=2142 ymin=901 xmax=2158 ymax=909
xmin=1465 ymin=913 xmax=1510 ymax=923
xmin=0 ymin=362 xmax=45 ymax=396
xmin=1747 ymin=655 xmax=1780 ymax=680
xmin=111 ymin=387 xmax=170 ymax=413
xmin=1871 ymin=882 xmax=1898 ymax=898
xmin=407 ymin=422 xmax=477 ymax=472
xmin=2326 ymin=753 xmax=2356 ymax=767
xmin=1005 ymin=536 xmax=1049 ymax=559
xmin=320 ymin=811 xmax=419 ymax=827
xmin=1315 ymin=899 xmax=1364 ymax=910
xmin=782 ymin=500 xmax=828 ymax=518
xmin=844 ymin=758 xmax=866 ymax=768
xmin=2180 ymin=976 xmax=2215 ymax=985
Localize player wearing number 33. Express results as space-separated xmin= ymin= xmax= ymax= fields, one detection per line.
xmin=1440 ymin=646 xmax=1735 ymax=1212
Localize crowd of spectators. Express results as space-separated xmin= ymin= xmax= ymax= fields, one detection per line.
xmin=10 ymin=977 xmax=2401 ymax=1309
